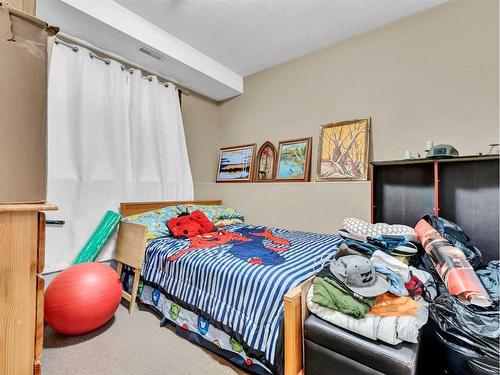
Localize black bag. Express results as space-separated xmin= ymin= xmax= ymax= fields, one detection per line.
xmin=422 ymin=215 xmax=482 ymax=268
xmin=425 ymin=293 xmax=499 ymax=375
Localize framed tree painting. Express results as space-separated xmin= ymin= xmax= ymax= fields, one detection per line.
xmin=317 ymin=118 xmax=371 ymax=181
xmin=216 ymin=144 xmax=256 ymax=182
xmin=254 ymin=141 xmax=277 ymax=182
xmin=276 ymin=137 xmax=312 ymax=182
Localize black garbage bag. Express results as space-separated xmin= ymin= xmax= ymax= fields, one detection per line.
xmin=422 ymin=215 xmax=482 ymax=268
xmin=427 ymin=293 xmax=499 ymax=375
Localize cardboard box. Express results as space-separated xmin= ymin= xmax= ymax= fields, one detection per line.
xmin=0 ymin=5 xmax=57 ymax=203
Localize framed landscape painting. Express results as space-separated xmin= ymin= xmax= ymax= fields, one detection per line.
xmin=276 ymin=137 xmax=312 ymax=182
xmin=216 ymin=144 xmax=256 ymax=182
xmin=317 ymin=118 xmax=370 ymax=181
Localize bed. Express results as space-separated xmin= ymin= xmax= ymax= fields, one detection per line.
xmin=117 ymin=200 xmax=341 ymax=375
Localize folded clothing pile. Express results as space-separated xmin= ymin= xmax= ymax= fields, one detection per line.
xmin=337 ymin=218 xmax=437 ymax=300
xmin=307 ymin=251 xmax=429 ymax=345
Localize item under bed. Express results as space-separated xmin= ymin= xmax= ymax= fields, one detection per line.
xmin=137 ymin=282 xmax=271 ymax=374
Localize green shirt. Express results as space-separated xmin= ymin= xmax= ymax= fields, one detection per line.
xmin=312 ymin=276 xmax=375 ymax=319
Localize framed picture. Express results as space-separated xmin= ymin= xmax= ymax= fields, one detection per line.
xmin=276 ymin=137 xmax=312 ymax=182
xmin=254 ymin=141 xmax=277 ymax=182
xmin=216 ymin=144 xmax=256 ymax=182
xmin=317 ymin=118 xmax=371 ymax=181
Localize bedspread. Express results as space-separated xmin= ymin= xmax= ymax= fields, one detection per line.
xmin=140 ymin=224 xmax=341 ymax=372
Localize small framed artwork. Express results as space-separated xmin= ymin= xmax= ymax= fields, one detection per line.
xmin=254 ymin=141 xmax=277 ymax=182
xmin=276 ymin=137 xmax=312 ymax=182
xmin=216 ymin=144 xmax=256 ymax=182
xmin=317 ymin=117 xmax=371 ymax=181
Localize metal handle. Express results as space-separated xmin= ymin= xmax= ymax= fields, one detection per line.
xmin=46 ymin=220 xmax=65 ymax=225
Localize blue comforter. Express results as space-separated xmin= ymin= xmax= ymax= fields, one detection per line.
xmin=141 ymin=224 xmax=341 ymax=371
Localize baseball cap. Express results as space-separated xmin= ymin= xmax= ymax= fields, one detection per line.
xmin=330 ymin=255 xmax=390 ymax=297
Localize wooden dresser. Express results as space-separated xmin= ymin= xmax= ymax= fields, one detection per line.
xmin=0 ymin=203 xmax=57 ymax=375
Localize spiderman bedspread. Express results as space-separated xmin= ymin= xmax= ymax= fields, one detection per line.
xmin=140 ymin=223 xmax=341 ymax=373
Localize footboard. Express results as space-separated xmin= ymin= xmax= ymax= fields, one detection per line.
xmin=284 ymin=277 xmax=313 ymax=375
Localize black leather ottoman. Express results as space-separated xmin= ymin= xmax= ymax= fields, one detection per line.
xmin=304 ymin=315 xmax=420 ymax=375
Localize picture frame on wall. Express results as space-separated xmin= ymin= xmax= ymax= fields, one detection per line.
xmin=216 ymin=144 xmax=256 ymax=182
xmin=275 ymin=137 xmax=312 ymax=182
xmin=254 ymin=141 xmax=277 ymax=182
xmin=317 ymin=117 xmax=371 ymax=181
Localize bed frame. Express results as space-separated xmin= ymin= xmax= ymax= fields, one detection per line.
xmin=118 ymin=200 xmax=311 ymax=375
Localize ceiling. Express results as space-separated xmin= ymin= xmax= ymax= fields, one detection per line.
xmin=115 ymin=0 xmax=445 ymax=77
xmin=38 ymin=0 xmax=445 ymax=100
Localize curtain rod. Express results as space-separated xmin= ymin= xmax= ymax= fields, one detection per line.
xmin=53 ymin=35 xmax=191 ymax=95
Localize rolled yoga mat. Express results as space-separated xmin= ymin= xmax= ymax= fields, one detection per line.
xmin=72 ymin=210 xmax=122 ymax=264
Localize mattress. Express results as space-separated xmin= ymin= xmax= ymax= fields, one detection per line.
xmin=135 ymin=223 xmax=341 ymax=374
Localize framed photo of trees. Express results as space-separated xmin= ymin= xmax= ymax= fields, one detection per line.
xmin=317 ymin=118 xmax=371 ymax=181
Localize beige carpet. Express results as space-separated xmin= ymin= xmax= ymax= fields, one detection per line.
xmin=42 ymin=303 xmax=247 ymax=375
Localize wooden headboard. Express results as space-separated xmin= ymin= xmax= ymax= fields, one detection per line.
xmin=120 ymin=200 xmax=223 ymax=217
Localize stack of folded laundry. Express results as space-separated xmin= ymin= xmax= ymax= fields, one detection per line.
xmin=307 ymin=218 xmax=435 ymax=345
xmin=338 ymin=217 xmax=437 ymax=300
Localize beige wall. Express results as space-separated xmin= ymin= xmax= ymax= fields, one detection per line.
xmin=183 ymin=0 xmax=499 ymax=234
xmin=182 ymin=94 xmax=221 ymax=183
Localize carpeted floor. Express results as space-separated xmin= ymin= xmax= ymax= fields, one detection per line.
xmin=42 ymin=302 xmax=247 ymax=375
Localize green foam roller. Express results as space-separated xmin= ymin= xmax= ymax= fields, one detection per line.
xmin=72 ymin=210 xmax=122 ymax=264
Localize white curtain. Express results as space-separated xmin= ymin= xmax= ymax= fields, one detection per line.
xmin=128 ymin=71 xmax=193 ymax=200
xmin=45 ymin=41 xmax=193 ymax=273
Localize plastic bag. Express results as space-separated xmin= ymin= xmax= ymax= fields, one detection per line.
xmin=428 ymin=293 xmax=499 ymax=374
xmin=477 ymin=261 xmax=500 ymax=300
xmin=422 ymin=215 xmax=482 ymax=268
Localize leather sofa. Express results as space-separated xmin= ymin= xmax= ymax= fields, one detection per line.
xmin=304 ymin=315 xmax=420 ymax=375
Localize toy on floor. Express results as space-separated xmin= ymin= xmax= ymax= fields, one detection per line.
xmin=44 ymin=262 xmax=122 ymax=335
xmin=72 ymin=210 xmax=122 ymax=264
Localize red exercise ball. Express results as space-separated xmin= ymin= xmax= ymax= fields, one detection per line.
xmin=45 ymin=262 xmax=122 ymax=335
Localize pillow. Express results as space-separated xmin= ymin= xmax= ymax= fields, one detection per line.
xmin=123 ymin=206 xmax=179 ymax=240
xmin=343 ymin=217 xmax=419 ymax=243
xmin=167 ymin=215 xmax=204 ymax=238
xmin=189 ymin=210 xmax=216 ymax=233
xmin=167 ymin=211 xmax=215 ymax=238
xmin=176 ymin=204 xmax=244 ymax=223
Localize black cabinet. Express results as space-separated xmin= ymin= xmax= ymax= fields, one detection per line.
xmin=371 ymin=155 xmax=499 ymax=263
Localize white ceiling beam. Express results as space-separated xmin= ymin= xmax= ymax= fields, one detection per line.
xmin=38 ymin=0 xmax=243 ymax=101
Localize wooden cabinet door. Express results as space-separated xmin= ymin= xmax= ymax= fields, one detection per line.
xmin=0 ymin=211 xmax=38 ymax=375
